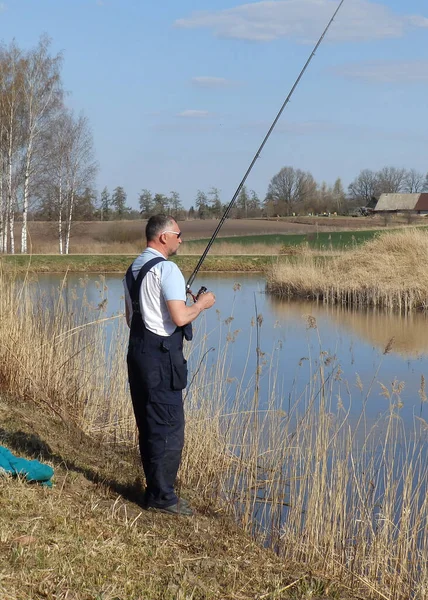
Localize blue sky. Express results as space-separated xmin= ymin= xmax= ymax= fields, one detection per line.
xmin=1 ymin=0 xmax=427 ymax=209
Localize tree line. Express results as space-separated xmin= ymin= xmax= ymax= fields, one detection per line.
xmin=29 ymin=164 xmax=428 ymax=232
xmin=91 ymin=165 xmax=428 ymax=223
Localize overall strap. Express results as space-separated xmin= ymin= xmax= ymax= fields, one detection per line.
xmin=125 ymin=256 xmax=165 ymax=314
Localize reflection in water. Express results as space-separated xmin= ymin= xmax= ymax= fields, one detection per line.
xmin=32 ymin=272 xmax=428 ymax=429
xmin=267 ymin=296 xmax=428 ymax=358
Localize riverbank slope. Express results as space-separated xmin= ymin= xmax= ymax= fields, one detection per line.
xmin=0 ymin=392 xmax=353 ymax=600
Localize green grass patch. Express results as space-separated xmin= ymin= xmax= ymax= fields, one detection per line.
xmin=0 ymin=254 xmax=136 ymax=273
xmin=0 ymin=254 xmax=283 ymax=273
xmin=185 ymin=229 xmax=395 ymax=250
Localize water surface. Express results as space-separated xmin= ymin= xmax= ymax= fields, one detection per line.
xmin=34 ymin=272 xmax=428 ymax=430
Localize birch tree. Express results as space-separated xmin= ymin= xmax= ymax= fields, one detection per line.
xmin=42 ymin=111 xmax=96 ymax=253
xmin=64 ymin=113 xmax=97 ymax=254
xmin=20 ymin=35 xmax=62 ymax=253
xmin=44 ymin=111 xmax=71 ymax=254
xmin=0 ymin=42 xmax=25 ymax=254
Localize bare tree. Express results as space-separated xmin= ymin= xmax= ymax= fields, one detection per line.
xmin=348 ymin=169 xmax=380 ymax=206
xmin=376 ymin=166 xmax=407 ymax=194
xmin=0 ymin=39 xmax=97 ymax=254
xmin=44 ymin=111 xmax=71 ymax=254
xmin=0 ymin=41 xmax=25 ymax=254
xmin=63 ymin=113 xmax=97 ymax=254
xmin=332 ymin=178 xmax=345 ymax=213
xmin=265 ymin=166 xmax=316 ymax=216
xmin=403 ymin=169 xmax=425 ymax=193
xmin=41 ymin=111 xmax=96 ymax=253
xmin=20 ymin=35 xmax=63 ymax=253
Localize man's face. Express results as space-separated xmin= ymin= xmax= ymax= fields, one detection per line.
xmin=162 ymin=220 xmax=182 ymax=257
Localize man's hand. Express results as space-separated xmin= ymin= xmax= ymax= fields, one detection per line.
xmin=196 ymin=291 xmax=215 ymax=310
xmin=167 ymin=291 xmax=216 ymax=327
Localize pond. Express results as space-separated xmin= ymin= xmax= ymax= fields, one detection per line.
xmin=34 ymin=271 xmax=428 ymax=432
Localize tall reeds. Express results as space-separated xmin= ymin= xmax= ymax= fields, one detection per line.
xmin=266 ymin=228 xmax=428 ymax=311
xmin=1 ymin=267 xmax=428 ymax=599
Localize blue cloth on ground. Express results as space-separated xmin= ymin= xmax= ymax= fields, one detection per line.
xmin=0 ymin=445 xmax=54 ymax=487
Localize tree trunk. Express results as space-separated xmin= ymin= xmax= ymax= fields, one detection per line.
xmin=58 ymin=209 xmax=63 ymax=254
xmin=21 ymin=140 xmax=33 ymax=254
xmin=9 ymin=204 xmax=14 ymax=254
xmin=0 ymin=157 xmax=4 ymax=254
xmin=58 ymin=176 xmax=63 ymax=254
xmin=65 ymin=190 xmax=74 ymax=255
xmin=6 ymin=151 xmax=13 ymax=254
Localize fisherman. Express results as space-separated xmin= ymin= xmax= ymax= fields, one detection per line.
xmin=124 ymin=214 xmax=215 ymax=515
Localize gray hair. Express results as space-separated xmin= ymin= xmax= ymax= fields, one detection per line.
xmin=145 ymin=214 xmax=175 ymax=242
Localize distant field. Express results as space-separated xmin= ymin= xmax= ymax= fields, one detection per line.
xmin=15 ymin=216 xmax=425 ymax=254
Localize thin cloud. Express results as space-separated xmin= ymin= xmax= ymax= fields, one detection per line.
xmin=245 ymin=119 xmax=343 ymax=135
xmin=241 ymin=118 xmax=428 ymax=143
xmin=177 ymin=110 xmax=211 ymax=118
xmin=175 ymin=0 xmax=428 ymax=43
xmin=0 ymin=3 xmax=7 ymax=11
xmin=332 ymin=60 xmax=428 ymax=83
xmin=191 ymin=76 xmax=239 ymax=88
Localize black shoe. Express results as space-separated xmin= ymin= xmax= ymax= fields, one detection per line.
xmin=147 ymin=500 xmax=193 ymax=516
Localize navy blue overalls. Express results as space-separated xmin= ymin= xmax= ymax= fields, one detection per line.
xmin=126 ymin=257 xmax=191 ymax=509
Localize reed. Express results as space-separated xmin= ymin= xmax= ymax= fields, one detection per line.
xmin=266 ymin=228 xmax=428 ymax=311
xmin=1 ymin=268 xmax=428 ymax=599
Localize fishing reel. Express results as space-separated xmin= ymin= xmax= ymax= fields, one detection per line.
xmin=187 ymin=286 xmax=207 ymax=303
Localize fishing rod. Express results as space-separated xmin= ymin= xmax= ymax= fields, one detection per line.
xmin=186 ymin=0 xmax=346 ymax=301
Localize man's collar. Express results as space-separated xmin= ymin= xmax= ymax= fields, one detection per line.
xmin=144 ymin=247 xmax=166 ymax=259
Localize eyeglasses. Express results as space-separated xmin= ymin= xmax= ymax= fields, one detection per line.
xmin=160 ymin=230 xmax=182 ymax=239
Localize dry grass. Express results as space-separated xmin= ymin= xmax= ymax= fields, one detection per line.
xmin=17 ymin=216 xmax=414 ymax=255
xmin=1 ymin=266 xmax=428 ymax=598
xmin=0 ymin=398 xmax=310 ymax=600
xmin=266 ymin=228 xmax=428 ymax=311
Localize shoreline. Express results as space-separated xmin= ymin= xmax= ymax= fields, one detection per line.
xmin=0 ymin=254 xmax=281 ymax=273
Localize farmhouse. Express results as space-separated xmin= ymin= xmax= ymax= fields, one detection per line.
xmin=375 ymin=193 xmax=428 ymax=215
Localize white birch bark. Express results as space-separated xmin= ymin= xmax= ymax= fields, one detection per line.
xmin=58 ymin=175 xmax=63 ymax=254
xmin=65 ymin=189 xmax=74 ymax=255
xmin=21 ymin=137 xmax=32 ymax=253
xmin=0 ymin=150 xmax=4 ymax=253
xmin=7 ymin=137 xmax=13 ymax=254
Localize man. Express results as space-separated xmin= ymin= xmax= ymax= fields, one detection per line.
xmin=124 ymin=214 xmax=215 ymax=516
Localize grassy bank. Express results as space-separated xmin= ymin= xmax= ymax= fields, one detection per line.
xmin=0 ymin=393 xmax=320 ymax=600
xmin=1 ymin=265 xmax=427 ymax=598
xmin=0 ymin=253 xmax=281 ymax=273
xmin=267 ymin=228 xmax=428 ymax=311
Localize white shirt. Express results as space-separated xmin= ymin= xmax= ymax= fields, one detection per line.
xmin=124 ymin=248 xmax=186 ymax=336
